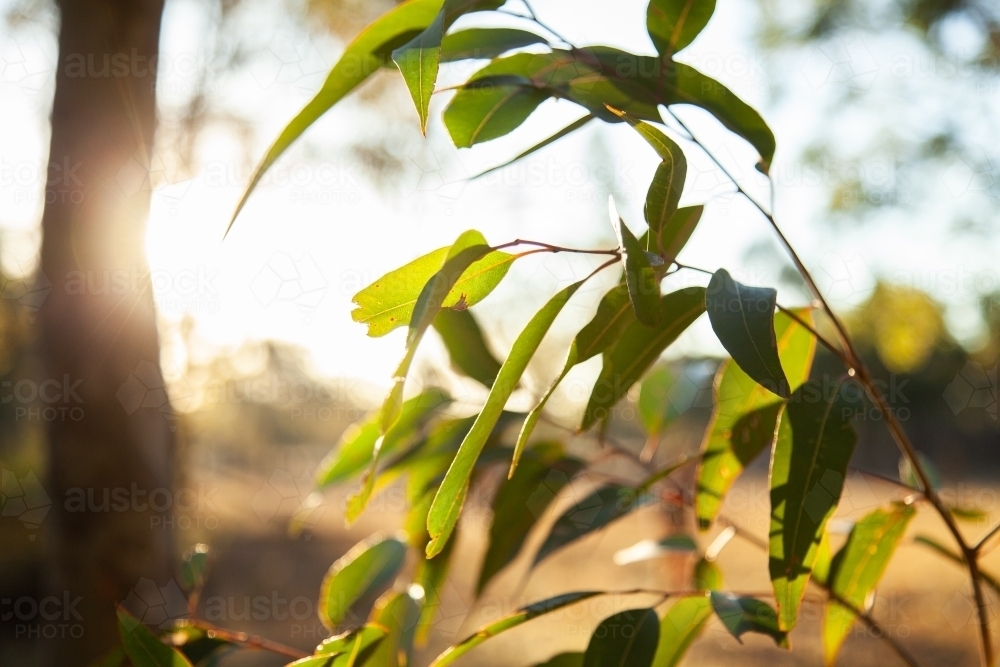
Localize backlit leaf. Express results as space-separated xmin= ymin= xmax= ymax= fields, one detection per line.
xmin=352 ymin=236 xmax=514 ymax=337
xmin=316 ymin=388 xmax=451 ymax=488
xmin=647 ymin=0 xmax=717 ymax=56
xmin=393 ymin=9 xmax=444 ymax=134
xmin=512 ymin=284 xmax=634 ymax=475
xmin=583 ymin=608 xmax=660 ymax=667
xmin=365 ymin=590 xmax=422 ymax=667
xmin=706 ymin=269 xmax=790 ymax=398
xmin=116 ymin=609 xmax=193 ymax=667
xmin=319 ymin=535 xmax=407 ymax=630
xmin=441 ymin=27 xmax=548 ymax=62
xmin=380 ymin=231 xmax=492 ymax=432
xmin=433 ymin=308 xmax=502 ymax=387
xmin=582 ymin=287 xmax=706 ymax=430
xmin=316 ymin=624 xmax=388 ymax=659
xmin=653 ymin=596 xmax=712 ymax=667
xmin=426 ymin=280 xmax=585 ymax=556
xmin=695 ymin=309 xmax=816 ymax=528
xmin=709 ymin=592 xmax=788 ymax=648
xmin=769 ymin=383 xmax=857 ymax=631
xmin=429 ymin=592 xmax=601 ymax=667
xmin=823 ymin=504 xmax=915 ymax=666
xmin=228 ymin=0 xmax=445 ymax=233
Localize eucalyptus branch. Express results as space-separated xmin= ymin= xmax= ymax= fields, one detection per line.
xmin=182 ymin=620 xmax=308 ymax=659
xmin=662 ymin=105 xmax=994 ymax=666
xmin=494 ymin=238 xmax=621 ymax=257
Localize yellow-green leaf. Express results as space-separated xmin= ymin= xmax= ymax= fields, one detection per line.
xmin=426 ymin=280 xmax=585 ymax=556
xmin=769 ymin=383 xmax=857 ymax=632
xmin=823 ymin=504 xmax=915 ymax=666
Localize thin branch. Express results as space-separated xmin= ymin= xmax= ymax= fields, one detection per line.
xmin=975 ymin=521 xmax=1000 ymax=553
xmin=775 ymin=303 xmax=852 ymax=368
xmin=494 ymin=238 xmax=621 ymax=257
xmin=182 ymin=621 xmax=308 ymax=659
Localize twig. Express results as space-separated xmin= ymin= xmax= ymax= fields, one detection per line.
xmin=183 ymin=620 xmax=308 ymax=659
xmin=493 ymin=238 xmax=621 ymax=256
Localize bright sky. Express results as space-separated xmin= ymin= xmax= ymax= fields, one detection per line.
xmin=2 ymin=0 xmax=998 ymax=402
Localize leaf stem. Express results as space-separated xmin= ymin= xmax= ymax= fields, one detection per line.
xmin=494 ymin=238 xmax=621 ymax=256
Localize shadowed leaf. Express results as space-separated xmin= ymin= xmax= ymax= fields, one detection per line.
xmin=769 ymin=383 xmax=857 ymax=631
xmin=583 ymin=608 xmax=660 ymax=667
xmin=706 ymin=269 xmax=790 ymax=398
xmin=709 ymin=592 xmax=788 ymax=648
xmin=647 ymin=0 xmax=717 ymax=56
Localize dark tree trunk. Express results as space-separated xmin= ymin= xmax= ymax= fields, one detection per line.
xmin=40 ymin=1 xmax=174 ymax=664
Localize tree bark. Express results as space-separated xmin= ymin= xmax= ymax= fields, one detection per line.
xmin=40 ymin=1 xmax=174 ymax=664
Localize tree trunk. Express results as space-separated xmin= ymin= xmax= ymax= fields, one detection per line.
xmin=39 ymin=1 xmax=174 ymax=664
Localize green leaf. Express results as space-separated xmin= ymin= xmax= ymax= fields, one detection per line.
xmin=472 ymin=114 xmax=595 ymax=180
xmin=584 ymin=608 xmax=660 ymax=667
xmin=695 ymin=308 xmax=817 ymax=528
xmin=426 ymin=279 xmax=585 ymax=557
xmin=415 ymin=533 xmax=456 ymax=644
xmin=534 ymin=654 xmax=584 ymax=667
xmin=428 ymin=592 xmax=601 ymax=667
xmin=658 ymin=205 xmax=702 ymax=263
xmin=116 ymin=609 xmax=193 ymax=667
xmin=823 ymin=504 xmax=915 ymax=666
xmin=616 ymin=209 xmax=662 ymax=327
xmin=443 ymin=55 xmax=551 ymax=146
xmin=318 ymin=535 xmax=408 ymax=630
xmin=441 ymin=27 xmax=548 ymax=62
xmin=347 ymin=389 xmax=452 ymax=522
xmin=393 ymin=9 xmax=444 ymax=134
xmin=352 ymin=235 xmax=515 ymax=338
xmin=316 ymin=388 xmax=451 ymax=488
xmin=653 ymin=596 xmax=712 ymax=667
xmin=706 ymin=269 xmax=790 ymax=398
xmin=478 ymin=445 xmax=583 ymax=594
xmin=285 ymin=656 xmax=337 ymax=667
xmin=647 ymin=0 xmax=717 ymax=55
xmin=769 ymin=383 xmax=857 ymax=631
xmin=515 ymin=283 xmax=637 ymax=464
xmin=664 ymin=62 xmax=775 ymax=173
xmin=433 ymin=308 xmax=502 ymax=387
xmin=380 ymin=231 xmax=492 ymax=432
xmin=709 ymin=592 xmax=788 ymax=648
xmin=607 ymin=109 xmax=687 ymax=259
xmin=582 ymin=287 xmax=706 ymax=430
xmin=228 ymin=0 xmax=445 ymax=233
xmin=365 ymin=590 xmax=422 ymax=667
xmin=534 ymin=485 xmax=639 ymax=566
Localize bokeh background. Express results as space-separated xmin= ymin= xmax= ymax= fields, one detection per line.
xmin=1 ymin=0 xmax=997 ymax=665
